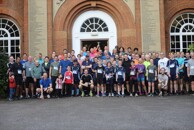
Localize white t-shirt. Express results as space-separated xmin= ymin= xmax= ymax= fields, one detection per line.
xmin=158 ymin=57 xmax=169 ymax=71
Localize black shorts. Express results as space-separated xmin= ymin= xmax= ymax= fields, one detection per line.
xmin=178 ymin=72 xmax=184 ymax=79
xmin=26 ymin=77 xmax=34 ymax=87
xmin=106 ymin=77 xmax=113 ymax=85
xmin=190 ymin=76 xmax=194 ymax=82
xmin=184 ymin=74 xmax=190 ymax=82
xmin=97 ymin=77 xmax=103 ymax=85
xmin=169 ymin=75 xmax=176 ymax=81
xmin=117 ymin=78 xmax=124 ymax=85
xmin=125 ymin=74 xmax=130 ymax=81
xmin=74 ymin=78 xmax=80 ymax=85
xmin=16 ymin=76 xmax=23 ymax=86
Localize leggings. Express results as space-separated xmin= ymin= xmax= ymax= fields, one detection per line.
xmin=106 ymin=78 xmax=114 ymax=93
xmin=130 ymin=79 xmax=138 ymax=93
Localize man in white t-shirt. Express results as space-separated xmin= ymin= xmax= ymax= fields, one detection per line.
xmin=158 ymin=52 xmax=169 ymax=73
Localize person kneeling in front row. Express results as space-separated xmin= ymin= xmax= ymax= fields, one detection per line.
xmin=158 ymin=68 xmax=168 ymax=96
xmin=36 ymin=72 xmax=53 ymax=99
xmin=79 ymin=69 xmax=94 ymax=97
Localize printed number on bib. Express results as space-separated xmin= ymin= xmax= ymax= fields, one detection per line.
xmin=191 ymin=66 xmax=194 ymax=70
xmin=118 ymin=71 xmax=122 ymax=76
xmin=130 ymin=71 xmax=135 ymax=76
xmin=18 ymin=70 xmax=22 ymax=74
xmin=66 ymin=76 xmax=71 ymax=79
xmin=54 ymin=67 xmax=58 ymax=70
xmin=73 ymin=70 xmax=77 ymax=74
xmin=149 ymin=69 xmax=154 ymax=73
xmin=169 ymin=64 xmax=175 ymax=68
xmin=97 ymin=69 xmax=102 ymax=74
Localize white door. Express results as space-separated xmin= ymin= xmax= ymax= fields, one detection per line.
xmin=72 ymin=10 xmax=117 ymax=55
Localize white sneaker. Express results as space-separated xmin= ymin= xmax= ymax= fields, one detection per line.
xmin=47 ymin=94 xmax=50 ymax=99
xmin=130 ymin=93 xmax=133 ymax=97
xmin=20 ymin=95 xmax=23 ymax=99
xmin=135 ymin=93 xmax=138 ymax=97
xmin=159 ymin=92 xmax=162 ymax=96
xmin=109 ymin=93 xmax=111 ymax=97
xmin=111 ymin=93 xmax=114 ymax=97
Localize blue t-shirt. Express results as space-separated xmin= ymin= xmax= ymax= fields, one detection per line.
xmin=82 ymin=60 xmax=92 ymax=74
xmin=20 ymin=60 xmax=27 ymax=69
xmin=59 ymin=60 xmax=71 ymax=75
xmin=176 ymin=57 xmax=184 ymax=72
xmin=83 ymin=52 xmax=87 ymax=56
xmin=167 ymin=59 xmax=179 ymax=75
xmin=40 ymin=78 xmax=52 ymax=88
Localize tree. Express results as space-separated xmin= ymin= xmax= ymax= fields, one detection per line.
xmin=0 ymin=49 xmax=8 ymax=98
xmin=188 ymin=43 xmax=194 ymax=53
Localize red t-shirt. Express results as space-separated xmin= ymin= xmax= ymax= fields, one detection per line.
xmin=64 ymin=71 xmax=73 ymax=84
xmin=9 ymin=77 xmax=16 ymax=88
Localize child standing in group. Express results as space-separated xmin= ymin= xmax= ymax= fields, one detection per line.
xmin=63 ymin=66 xmax=74 ymax=96
xmin=116 ymin=60 xmax=125 ymax=97
xmin=9 ymin=73 xmax=16 ymax=101
xmin=147 ymin=59 xmax=157 ymax=96
xmin=55 ymin=74 xmax=63 ymax=98
xmin=129 ymin=61 xmax=138 ymax=97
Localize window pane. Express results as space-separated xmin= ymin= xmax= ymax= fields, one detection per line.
xmin=176 ymin=42 xmax=180 ymax=48
xmin=183 ymin=42 xmax=187 ymax=48
xmin=188 ymin=35 xmax=192 ymax=41
xmin=183 ymin=36 xmax=186 ymax=41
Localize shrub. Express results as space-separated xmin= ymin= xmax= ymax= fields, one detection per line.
xmin=0 ymin=49 xmax=8 ymax=98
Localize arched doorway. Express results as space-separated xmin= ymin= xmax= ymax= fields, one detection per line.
xmin=72 ymin=10 xmax=117 ymax=54
xmin=170 ymin=13 xmax=194 ymax=52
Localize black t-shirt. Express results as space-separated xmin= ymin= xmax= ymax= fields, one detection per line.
xmin=14 ymin=62 xmax=23 ymax=77
xmin=95 ymin=66 xmax=104 ymax=77
xmin=122 ymin=59 xmax=131 ymax=73
xmin=81 ymin=74 xmax=93 ymax=83
xmin=7 ymin=62 xmax=16 ymax=73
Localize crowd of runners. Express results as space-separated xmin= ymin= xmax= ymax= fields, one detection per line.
xmin=7 ymin=45 xmax=194 ymax=101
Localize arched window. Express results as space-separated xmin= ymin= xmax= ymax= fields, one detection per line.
xmin=170 ymin=13 xmax=194 ymax=52
xmin=0 ymin=18 xmax=20 ymax=58
xmin=80 ymin=17 xmax=109 ymax=32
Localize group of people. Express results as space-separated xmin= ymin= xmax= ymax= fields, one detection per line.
xmin=7 ymin=45 xmax=194 ymax=101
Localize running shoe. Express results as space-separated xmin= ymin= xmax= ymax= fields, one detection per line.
xmin=89 ymin=91 xmax=93 ymax=97
xmin=47 ymin=94 xmax=50 ymax=99
xmin=135 ymin=93 xmax=138 ymax=97
xmin=81 ymin=91 xmax=85 ymax=97
xmin=130 ymin=93 xmax=133 ymax=97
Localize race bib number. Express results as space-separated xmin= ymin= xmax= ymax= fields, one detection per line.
xmin=191 ymin=66 xmax=194 ymax=70
xmin=54 ymin=67 xmax=58 ymax=70
xmin=29 ymin=68 xmax=31 ymax=71
xmin=66 ymin=76 xmax=71 ymax=79
xmin=185 ymin=63 xmax=188 ymax=67
xmin=18 ymin=70 xmax=22 ymax=74
xmin=118 ymin=71 xmax=122 ymax=76
xmin=73 ymin=70 xmax=77 ymax=74
xmin=130 ymin=71 xmax=135 ymax=76
xmin=97 ymin=69 xmax=102 ymax=74
xmin=149 ymin=69 xmax=154 ymax=74
xmin=169 ymin=64 xmax=175 ymax=68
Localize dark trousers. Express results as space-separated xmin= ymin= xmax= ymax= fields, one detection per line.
xmin=51 ymin=76 xmax=58 ymax=96
xmin=106 ymin=78 xmax=114 ymax=93
xmin=130 ymin=79 xmax=138 ymax=94
xmin=65 ymin=84 xmax=72 ymax=96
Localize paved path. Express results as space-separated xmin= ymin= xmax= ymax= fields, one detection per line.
xmin=0 ymin=96 xmax=194 ymax=130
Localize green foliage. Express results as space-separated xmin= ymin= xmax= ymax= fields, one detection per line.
xmin=0 ymin=49 xmax=8 ymax=98
xmin=188 ymin=43 xmax=194 ymax=52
